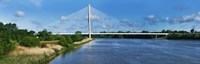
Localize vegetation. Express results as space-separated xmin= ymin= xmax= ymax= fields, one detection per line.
xmin=71 ymin=31 xmax=84 ymax=42
xmin=1 ymin=21 xmax=199 ymax=64
xmin=0 ymin=20 xmax=85 ymax=64
xmin=37 ymin=29 xmax=54 ymax=41
xmin=0 ymin=55 xmax=45 ymax=64
xmin=19 ymin=36 xmax=40 ymax=47
xmin=95 ymin=29 xmax=200 ymax=40
xmin=65 ymin=36 xmax=73 ymax=44
xmin=0 ymin=39 xmax=16 ymax=58
xmin=167 ymin=33 xmax=200 ymax=40
xmin=58 ymin=36 xmax=69 ymax=47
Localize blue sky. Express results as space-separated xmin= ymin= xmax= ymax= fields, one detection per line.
xmin=1 ymin=0 xmax=200 ymax=33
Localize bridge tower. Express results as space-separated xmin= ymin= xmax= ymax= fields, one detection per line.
xmin=88 ymin=0 xmax=92 ymax=38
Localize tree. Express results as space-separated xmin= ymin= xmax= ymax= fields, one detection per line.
xmin=4 ymin=23 xmax=18 ymax=31
xmin=0 ymin=22 xmax=4 ymax=31
xmin=117 ymin=31 xmax=124 ymax=33
xmin=191 ymin=29 xmax=195 ymax=33
xmin=28 ymin=30 xmax=35 ymax=36
xmin=75 ymin=31 xmax=82 ymax=35
xmin=19 ymin=36 xmax=40 ymax=47
xmin=58 ymin=36 xmax=69 ymax=47
xmin=37 ymin=29 xmax=53 ymax=41
xmin=162 ymin=30 xmax=166 ymax=33
xmin=141 ymin=30 xmax=149 ymax=33
xmin=65 ymin=36 xmax=73 ymax=44
xmin=0 ymin=38 xmax=16 ymax=58
xmin=14 ymin=29 xmax=29 ymax=42
xmin=71 ymin=31 xmax=83 ymax=42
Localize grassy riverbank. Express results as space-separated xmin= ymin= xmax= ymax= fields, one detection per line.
xmin=0 ymin=38 xmax=92 ymax=64
xmin=39 ymin=38 xmax=93 ymax=64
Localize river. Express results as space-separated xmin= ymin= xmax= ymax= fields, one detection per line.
xmin=50 ymin=39 xmax=200 ymax=64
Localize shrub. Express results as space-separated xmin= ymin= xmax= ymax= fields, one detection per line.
xmin=65 ymin=36 xmax=73 ymax=44
xmin=0 ymin=38 xmax=16 ymax=59
xmin=19 ymin=36 xmax=40 ymax=47
xmin=37 ymin=29 xmax=54 ymax=41
xmin=41 ymin=43 xmax=47 ymax=48
xmin=58 ymin=36 xmax=69 ymax=47
xmin=71 ymin=31 xmax=83 ymax=42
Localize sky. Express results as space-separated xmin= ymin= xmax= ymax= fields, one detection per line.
xmin=1 ymin=0 xmax=200 ymax=33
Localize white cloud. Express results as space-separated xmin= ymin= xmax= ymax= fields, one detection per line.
xmin=30 ymin=0 xmax=43 ymax=7
xmin=180 ymin=13 xmax=200 ymax=22
xmin=120 ymin=18 xmax=134 ymax=27
xmin=147 ymin=15 xmax=155 ymax=19
xmin=90 ymin=15 xmax=100 ymax=21
xmin=60 ymin=16 xmax=67 ymax=21
xmin=165 ymin=17 xmax=169 ymax=20
xmin=146 ymin=12 xmax=200 ymax=24
xmin=144 ymin=15 xmax=160 ymax=22
xmin=121 ymin=18 xmax=129 ymax=21
xmin=15 ymin=11 xmax=25 ymax=17
xmin=194 ymin=16 xmax=200 ymax=21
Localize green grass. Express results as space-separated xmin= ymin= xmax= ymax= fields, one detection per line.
xmin=0 ymin=55 xmax=45 ymax=64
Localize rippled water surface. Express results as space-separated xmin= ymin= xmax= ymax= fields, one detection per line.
xmin=50 ymin=39 xmax=200 ymax=64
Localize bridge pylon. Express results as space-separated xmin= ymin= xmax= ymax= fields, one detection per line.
xmin=88 ymin=0 xmax=92 ymax=39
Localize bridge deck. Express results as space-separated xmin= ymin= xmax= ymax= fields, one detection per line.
xmin=53 ymin=33 xmax=169 ymax=35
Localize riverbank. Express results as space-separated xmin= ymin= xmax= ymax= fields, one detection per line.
xmin=0 ymin=38 xmax=93 ymax=64
xmin=42 ymin=38 xmax=93 ymax=64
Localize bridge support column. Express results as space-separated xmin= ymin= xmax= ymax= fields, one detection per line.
xmin=155 ymin=35 xmax=158 ymax=39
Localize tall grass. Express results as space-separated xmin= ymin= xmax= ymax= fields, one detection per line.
xmin=0 ymin=39 xmax=93 ymax=64
xmin=0 ymin=55 xmax=45 ymax=64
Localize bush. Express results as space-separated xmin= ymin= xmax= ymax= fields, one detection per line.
xmin=65 ymin=36 xmax=73 ymax=44
xmin=19 ymin=36 xmax=40 ymax=47
xmin=0 ymin=38 xmax=16 ymax=59
xmin=71 ymin=31 xmax=83 ymax=42
xmin=58 ymin=36 xmax=69 ymax=47
xmin=37 ymin=29 xmax=54 ymax=41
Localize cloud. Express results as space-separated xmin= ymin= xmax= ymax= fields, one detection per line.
xmin=49 ymin=25 xmax=59 ymax=29
xmin=90 ymin=15 xmax=100 ymax=21
xmin=60 ymin=16 xmax=67 ymax=21
xmin=144 ymin=15 xmax=160 ymax=22
xmin=165 ymin=17 xmax=169 ymax=21
xmin=144 ymin=12 xmax=200 ymax=24
xmin=31 ymin=20 xmax=42 ymax=26
xmin=194 ymin=16 xmax=200 ymax=21
xmin=15 ymin=11 xmax=25 ymax=17
xmin=147 ymin=15 xmax=155 ymax=19
xmin=30 ymin=0 xmax=43 ymax=7
xmin=170 ymin=13 xmax=200 ymax=23
xmin=120 ymin=18 xmax=134 ymax=27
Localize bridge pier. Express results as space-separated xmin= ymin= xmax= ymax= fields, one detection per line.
xmin=155 ymin=35 xmax=158 ymax=39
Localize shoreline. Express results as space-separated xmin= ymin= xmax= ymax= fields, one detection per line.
xmin=42 ymin=38 xmax=93 ymax=64
xmin=0 ymin=38 xmax=93 ymax=64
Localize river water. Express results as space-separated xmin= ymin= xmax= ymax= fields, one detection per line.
xmin=50 ymin=39 xmax=200 ymax=64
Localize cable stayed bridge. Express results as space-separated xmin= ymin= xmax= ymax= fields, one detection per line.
xmin=53 ymin=33 xmax=169 ymax=36
xmin=53 ymin=0 xmax=169 ymax=38
xmin=53 ymin=32 xmax=169 ymax=39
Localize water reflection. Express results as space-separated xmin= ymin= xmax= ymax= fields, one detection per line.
xmin=50 ymin=39 xmax=200 ymax=64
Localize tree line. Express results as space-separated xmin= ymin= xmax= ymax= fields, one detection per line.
xmin=96 ymin=29 xmax=200 ymax=39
